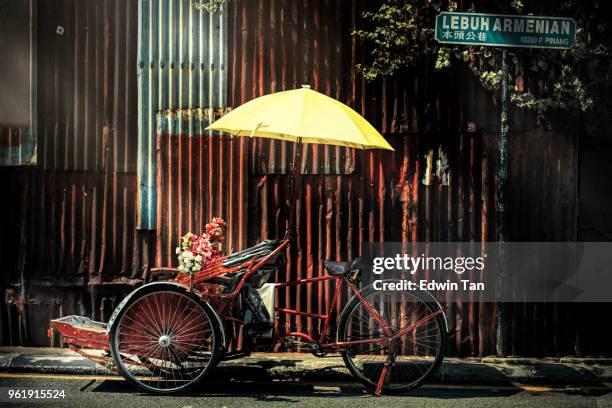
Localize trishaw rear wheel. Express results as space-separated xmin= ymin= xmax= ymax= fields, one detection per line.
xmin=109 ymin=284 xmax=222 ymax=394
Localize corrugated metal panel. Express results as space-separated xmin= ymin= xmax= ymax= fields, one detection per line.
xmin=252 ymin=141 xmax=356 ymax=175
xmin=36 ymin=0 xmax=138 ymax=172
xmin=152 ymin=115 xmax=583 ymax=357
xmin=0 ymin=0 xmax=600 ymax=357
xmin=137 ymin=0 xmax=228 ymax=229
xmin=0 ymin=0 xmax=142 ymax=346
xmin=0 ymin=0 xmax=37 ymax=166
xmin=0 ymin=126 xmax=36 ymax=166
xmin=229 ymin=0 xmax=360 ymax=176
xmin=155 ymin=108 xmax=247 ymax=266
xmin=248 ymin=133 xmax=499 ymax=355
xmin=0 ymin=169 xmax=142 ymax=283
xmin=221 ymin=0 xmax=583 ymax=357
xmin=0 ymin=166 xmax=145 ymax=345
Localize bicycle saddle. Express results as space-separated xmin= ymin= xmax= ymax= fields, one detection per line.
xmin=323 ymin=257 xmax=365 ymax=276
xmin=323 ymin=260 xmax=350 ymax=276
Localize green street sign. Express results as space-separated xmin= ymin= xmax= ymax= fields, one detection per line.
xmin=435 ymin=12 xmax=576 ymax=49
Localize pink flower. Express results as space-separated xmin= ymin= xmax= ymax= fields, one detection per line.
xmin=178 ymin=217 xmax=226 ymax=273
xmin=205 ymin=218 xmax=226 ymax=241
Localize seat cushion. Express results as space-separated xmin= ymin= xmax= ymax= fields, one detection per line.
xmin=324 ymin=260 xmax=350 ymax=276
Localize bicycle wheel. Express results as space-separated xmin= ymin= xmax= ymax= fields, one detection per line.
xmin=338 ymin=285 xmax=446 ymax=394
xmin=109 ymin=284 xmax=223 ymax=394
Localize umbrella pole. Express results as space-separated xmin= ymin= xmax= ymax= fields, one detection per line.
xmin=285 ymin=137 xmax=302 ymax=243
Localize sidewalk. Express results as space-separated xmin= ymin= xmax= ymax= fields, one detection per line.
xmin=1 ymin=347 xmax=611 ymax=387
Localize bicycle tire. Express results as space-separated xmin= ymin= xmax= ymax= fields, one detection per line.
xmin=337 ymin=283 xmax=446 ymax=394
xmin=109 ymin=283 xmax=223 ymax=394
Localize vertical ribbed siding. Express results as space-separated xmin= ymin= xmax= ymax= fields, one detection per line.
xmin=222 ymin=0 xmax=581 ymax=357
xmin=0 ymin=0 xmax=598 ymax=357
xmin=0 ymin=127 xmax=36 ymax=166
xmin=0 ymin=0 xmax=37 ymax=166
xmin=0 ymin=0 xmax=142 ymax=347
xmin=0 ymin=167 xmax=142 ymax=346
xmin=36 ymin=0 xmax=137 ymax=172
xmin=148 ymin=0 xmax=582 ymax=356
xmin=137 ymin=0 xmax=228 ymax=229
xmin=155 ymin=108 xmax=247 ymax=267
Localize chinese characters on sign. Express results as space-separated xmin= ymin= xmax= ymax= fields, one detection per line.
xmin=435 ymin=12 xmax=576 ymax=49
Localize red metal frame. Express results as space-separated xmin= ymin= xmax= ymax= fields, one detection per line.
xmin=266 ymin=270 xmax=441 ymax=353
xmin=49 ymin=320 xmax=110 ymax=351
xmin=50 ymin=237 xmax=443 ymax=396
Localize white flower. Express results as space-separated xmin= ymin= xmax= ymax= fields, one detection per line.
xmin=175 ymin=247 xmax=181 ymax=255
xmin=195 ymin=255 xmax=202 ymax=262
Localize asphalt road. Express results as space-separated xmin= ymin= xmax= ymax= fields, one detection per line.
xmin=0 ymin=373 xmax=611 ymax=408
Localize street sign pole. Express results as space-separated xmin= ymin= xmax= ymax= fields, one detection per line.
xmin=434 ymin=11 xmax=576 ymax=357
xmin=496 ymin=47 xmax=509 ymax=357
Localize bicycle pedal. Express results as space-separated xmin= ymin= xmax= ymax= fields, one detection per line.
xmin=283 ymin=336 xmax=318 ymax=351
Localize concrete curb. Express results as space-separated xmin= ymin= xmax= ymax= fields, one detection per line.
xmin=1 ymin=348 xmax=611 ymax=386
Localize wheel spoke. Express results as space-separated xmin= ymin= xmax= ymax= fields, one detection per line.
xmin=341 ymin=289 xmax=444 ymax=392
xmin=112 ymin=289 xmax=218 ymax=393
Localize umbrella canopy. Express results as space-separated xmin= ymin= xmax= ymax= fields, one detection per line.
xmin=206 ymin=86 xmax=394 ymax=151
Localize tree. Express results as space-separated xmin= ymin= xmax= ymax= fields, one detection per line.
xmin=353 ymin=0 xmax=610 ymax=125
xmin=193 ymin=0 xmax=225 ymax=14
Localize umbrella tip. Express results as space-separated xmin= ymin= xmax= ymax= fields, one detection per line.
xmin=301 ymin=84 xmax=311 ymax=89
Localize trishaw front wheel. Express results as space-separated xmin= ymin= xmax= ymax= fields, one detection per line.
xmin=109 ymin=284 xmax=223 ymax=394
xmin=338 ymin=286 xmax=446 ymax=394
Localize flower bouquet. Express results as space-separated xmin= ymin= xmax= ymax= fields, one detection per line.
xmin=176 ymin=217 xmax=226 ymax=276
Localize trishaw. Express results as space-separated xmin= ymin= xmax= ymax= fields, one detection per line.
xmin=50 ymin=87 xmax=448 ymax=396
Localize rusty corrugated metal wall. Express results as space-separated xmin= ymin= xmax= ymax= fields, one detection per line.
xmin=154 ymin=108 xmax=248 ymax=262
xmin=0 ymin=0 xmax=37 ymax=166
xmin=37 ymin=0 xmax=138 ymax=172
xmin=223 ymin=0 xmax=589 ymax=357
xmin=150 ymin=0 xmax=589 ymax=357
xmin=0 ymin=126 xmax=36 ymax=166
xmin=137 ymin=0 xmax=228 ymax=230
xmin=2 ymin=0 xmax=609 ymax=356
xmin=0 ymin=0 xmax=143 ymax=346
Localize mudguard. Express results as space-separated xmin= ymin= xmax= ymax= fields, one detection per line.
xmin=105 ymin=281 xmax=228 ymax=349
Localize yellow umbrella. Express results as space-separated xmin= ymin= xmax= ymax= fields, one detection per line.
xmin=206 ymin=86 xmax=394 ymax=151
xmin=206 ymin=86 xmax=393 ymax=240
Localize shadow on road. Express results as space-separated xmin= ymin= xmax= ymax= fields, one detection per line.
xmin=439 ymin=359 xmax=612 ymax=388
xmin=85 ymin=360 xmax=612 ymax=401
xmin=410 ymin=387 xmax=520 ymax=399
xmin=90 ymin=379 xmax=523 ymax=401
